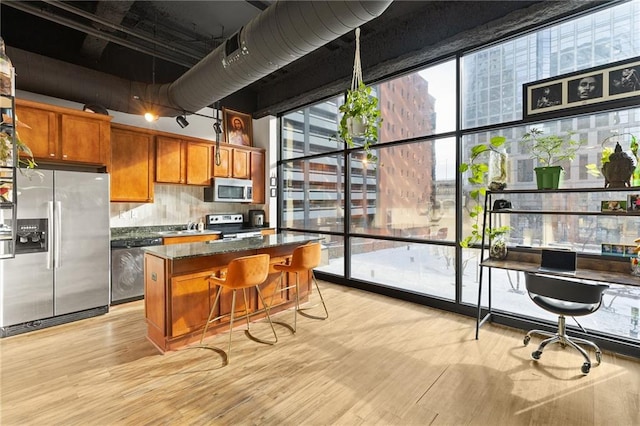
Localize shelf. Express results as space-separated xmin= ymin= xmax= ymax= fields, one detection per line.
xmin=490 ymin=209 xmax=640 ymax=216
xmin=488 ymin=186 xmax=640 ymax=195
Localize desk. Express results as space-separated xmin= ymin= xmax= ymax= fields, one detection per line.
xmin=476 ymin=250 xmax=640 ymax=338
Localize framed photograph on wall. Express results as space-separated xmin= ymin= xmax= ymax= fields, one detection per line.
xmin=222 ymin=107 xmax=253 ymax=147
xmin=523 ymin=56 xmax=640 ymax=120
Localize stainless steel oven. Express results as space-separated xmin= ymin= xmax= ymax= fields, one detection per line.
xmin=110 ymin=237 xmax=162 ymax=305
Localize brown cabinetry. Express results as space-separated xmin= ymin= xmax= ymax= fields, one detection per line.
xmin=110 ymin=125 xmax=155 ymax=202
xmin=15 ymin=99 xmax=111 ymax=168
xmin=156 ymin=136 xmax=212 ymax=185
xmin=213 ymin=144 xmax=250 ymax=179
xmin=251 ymin=149 xmax=265 ymax=204
xmin=162 ymin=233 xmax=220 ymax=245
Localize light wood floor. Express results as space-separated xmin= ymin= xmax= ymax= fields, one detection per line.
xmin=1 ymin=281 xmax=639 ymax=426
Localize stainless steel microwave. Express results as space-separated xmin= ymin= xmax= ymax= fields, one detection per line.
xmin=204 ymin=177 xmax=253 ymax=203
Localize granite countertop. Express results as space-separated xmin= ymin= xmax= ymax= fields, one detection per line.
xmin=110 ymin=224 xmax=272 ymax=242
xmin=143 ymin=234 xmax=324 ymax=260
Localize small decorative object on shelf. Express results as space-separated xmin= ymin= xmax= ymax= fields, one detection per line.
xmin=602 ymin=142 xmax=635 ymax=188
xmin=489 ymin=232 xmax=508 ymax=260
xmin=0 ymin=37 xmax=15 ymax=97
xmin=632 ymin=237 xmax=640 ymax=276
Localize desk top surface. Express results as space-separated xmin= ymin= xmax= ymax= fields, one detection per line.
xmin=481 ymin=257 xmax=640 ymax=287
xmin=143 ymin=234 xmax=324 ymax=260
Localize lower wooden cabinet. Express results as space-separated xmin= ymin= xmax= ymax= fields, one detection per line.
xmin=111 ymin=126 xmax=155 ymax=202
xmin=162 ymin=234 xmax=220 ymax=245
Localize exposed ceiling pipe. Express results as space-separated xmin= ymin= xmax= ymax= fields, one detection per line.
xmin=9 ymin=0 xmax=393 ymax=117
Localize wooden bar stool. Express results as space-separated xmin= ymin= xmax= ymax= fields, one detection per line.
xmin=200 ymin=253 xmax=277 ymax=365
xmin=272 ymin=242 xmax=328 ymax=333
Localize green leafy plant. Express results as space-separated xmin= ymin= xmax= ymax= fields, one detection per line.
xmin=521 ymin=128 xmax=585 ymax=167
xmin=0 ymin=127 xmax=37 ymax=171
xmin=338 ymin=82 xmax=382 ymax=162
xmin=459 ymin=135 xmax=511 ymax=248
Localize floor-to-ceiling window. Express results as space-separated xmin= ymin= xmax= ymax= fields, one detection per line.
xmin=280 ymin=1 xmax=640 ymax=348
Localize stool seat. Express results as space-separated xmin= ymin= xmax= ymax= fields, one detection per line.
xmin=271 ymin=242 xmax=328 ymax=333
xmin=200 ymin=253 xmax=277 ymax=365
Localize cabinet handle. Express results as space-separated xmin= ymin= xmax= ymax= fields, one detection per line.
xmin=62 ymin=154 xmax=67 ymax=158
xmin=50 ymin=153 xmax=55 ymax=157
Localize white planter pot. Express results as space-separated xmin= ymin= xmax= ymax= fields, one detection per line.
xmin=347 ymin=117 xmax=367 ymax=136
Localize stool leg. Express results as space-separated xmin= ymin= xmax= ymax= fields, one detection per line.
xmin=245 ymin=285 xmax=278 ymax=345
xmin=298 ymin=271 xmax=329 ymax=320
xmin=201 ymin=285 xmax=223 ymax=344
xmin=227 ymin=289 xmax=237 ymax=364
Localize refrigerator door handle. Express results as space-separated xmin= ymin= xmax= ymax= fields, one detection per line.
xmin=54 ymin=201 xmax=62 ymax=268
xmin=48 ymin=201 xmax=55 ymax=269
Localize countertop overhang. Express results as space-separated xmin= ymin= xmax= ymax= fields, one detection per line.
xmin=143 ymin=234 xmax=324 ymax=260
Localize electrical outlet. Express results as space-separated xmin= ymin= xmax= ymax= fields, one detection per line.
xmin=130 ymin=210 xmax=138 ymax=219
xmin=119 ymin=210 xmax=125 ymax=219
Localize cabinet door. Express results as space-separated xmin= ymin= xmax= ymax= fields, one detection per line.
xmin=213 ymin=145 xmax=231 ymax=177
xmin=111 ymin=128 xmax=155 ymax=202
xmin=186 ymin=142 xmax=212 ymax=185
xmin=251 ymin=150 xmax=265 ymax=203
xmin=14 ymin=103 xmax=58 ymax=160
xmin=60 ymin=114 xmax=107 ymax=164
xmin=170 ymin=272 xmax=212 ymax=337
xmin=232 ymin=148 xmax=250 ymax=178
xmin=156 ymin=136 xmax=184 ymax=183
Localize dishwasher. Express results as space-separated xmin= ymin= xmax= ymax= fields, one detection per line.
xmin=110 ymin=237 xmax=162 ymax=305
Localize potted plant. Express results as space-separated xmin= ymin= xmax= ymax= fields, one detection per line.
xmin=521 ymin=128 xmax=584 ymax=190
xmin=336 ymin=28 xmax=382 ymax=163
xmin=459 ymin=135 xmax=511 ymax=250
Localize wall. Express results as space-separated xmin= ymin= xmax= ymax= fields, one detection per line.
xmin=16 ymin=90 xmax=276 ymax=228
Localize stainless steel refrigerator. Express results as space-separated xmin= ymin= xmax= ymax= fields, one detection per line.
xmin=0 ymin=170 xmax=110 ymax=336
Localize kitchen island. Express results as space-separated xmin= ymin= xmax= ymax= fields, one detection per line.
xmin=143 ymin=234 xmax=323 ymax=353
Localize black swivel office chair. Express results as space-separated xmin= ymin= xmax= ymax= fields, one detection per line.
xmin=523 ymin=272 xmax=609 ymax=374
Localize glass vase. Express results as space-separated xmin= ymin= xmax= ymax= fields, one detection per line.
xmin=488 ymin=149 xmax=507 ymax=191
xmin=489 ymin=235 xmax=508 ymax=260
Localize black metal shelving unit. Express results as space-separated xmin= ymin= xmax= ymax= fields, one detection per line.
xmin=476 ymin=187 xmax=640 ymax=339
xmin=0 ymin=93 xmax=17 ymax=259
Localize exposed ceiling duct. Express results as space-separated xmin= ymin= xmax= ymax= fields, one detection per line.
xmin=8 ymin=1 xmax=393 ymax=117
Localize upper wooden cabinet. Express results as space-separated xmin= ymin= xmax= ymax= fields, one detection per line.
xmin=213 ymin=144 xmax=250 ymax=179
xmin=156 ymin=136 xmax=212 ymax=185
xmin=15 ymin=99 xmax=111 ymax=168
xmin=110 ymin=125 xmax=155 ymax=203
xmin=251 ymin=149 xmax=265 ymax=204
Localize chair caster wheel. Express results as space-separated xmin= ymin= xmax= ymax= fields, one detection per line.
xmin=523 ymin=335 xmax=531 ymax=346
xmin=531 ymin=350 xmax=542 ymax=360
xmin=581 ymin=363 xmax=591 ymax=374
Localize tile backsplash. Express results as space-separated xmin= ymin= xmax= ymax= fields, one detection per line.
xmin=110 ymin=184 xmax=266 ymax=228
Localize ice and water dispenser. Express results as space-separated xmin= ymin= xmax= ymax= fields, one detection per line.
xmin=15 ymin=218 xmax=47 ymax=254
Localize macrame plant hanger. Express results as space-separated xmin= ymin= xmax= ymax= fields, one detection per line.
xmin=351 ymin=28 xmax=363 ymax=92
xmin=214 ymin=101 xmax=222 ymax=166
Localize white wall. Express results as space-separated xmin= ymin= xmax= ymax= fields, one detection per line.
xmin=17 ymin=90 xmax=277 ymax=229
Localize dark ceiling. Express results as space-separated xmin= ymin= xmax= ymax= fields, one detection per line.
xmin=1 ymin=1 xmax=607 ymax=117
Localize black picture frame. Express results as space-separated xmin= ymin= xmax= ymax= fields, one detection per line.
xmin=523 ymin=56 xmax=640 ymax=120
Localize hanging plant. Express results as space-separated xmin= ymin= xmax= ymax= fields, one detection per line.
xmin=337 ymin=28 xmax=382 ymax=163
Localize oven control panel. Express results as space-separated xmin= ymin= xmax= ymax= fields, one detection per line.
xmin=206 ymin=214 xmax=243 ymax=225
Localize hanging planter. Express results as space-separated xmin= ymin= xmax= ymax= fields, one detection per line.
xmin=337 ymin=28 xmax=382 ymax=163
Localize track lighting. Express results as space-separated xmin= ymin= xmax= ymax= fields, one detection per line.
xmin=144 ymin=112 xmax=158 ymax=122
xmin=176 ymin=114 xmax=189 ymax=128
